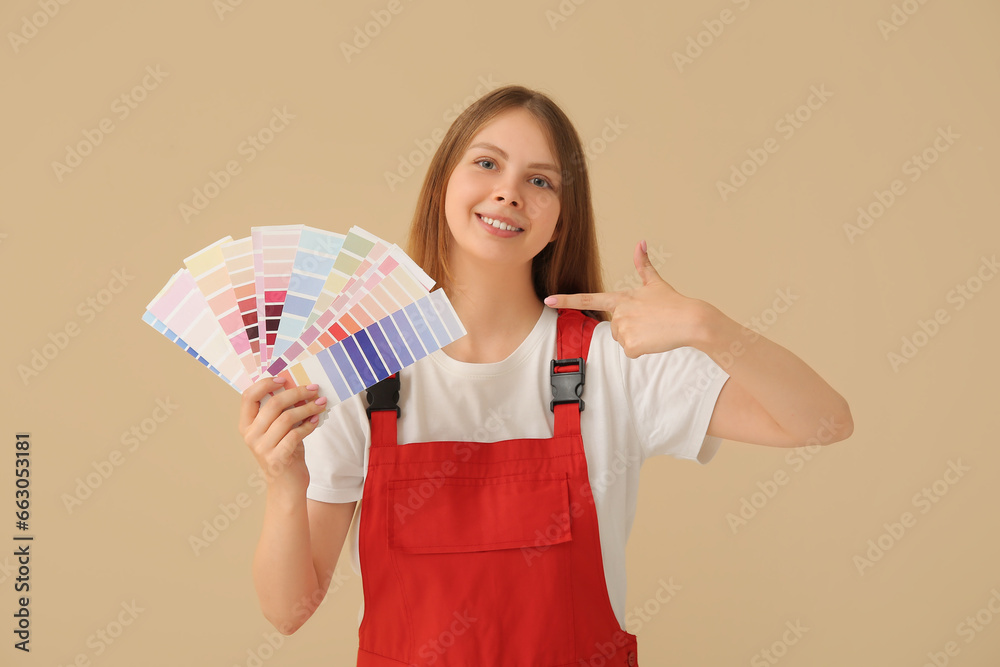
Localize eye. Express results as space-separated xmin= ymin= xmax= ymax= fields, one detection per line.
xmin=475 ymin=159 xmax=496 ymax=170
xmin=530 ymin=176 xmax=552 ymax=189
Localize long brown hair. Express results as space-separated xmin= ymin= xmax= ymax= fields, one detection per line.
xmin=404 ymin=85 xmax=608 ymax=323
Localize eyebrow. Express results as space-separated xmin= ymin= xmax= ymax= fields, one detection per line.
xmin=467 ymin=142 xmax=560 ymax=173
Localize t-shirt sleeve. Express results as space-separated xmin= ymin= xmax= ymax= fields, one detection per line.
xmin=619 ymin=343 xmax=730 ymax=465
xmin=303 ymin=391 xmax=370 ymax=503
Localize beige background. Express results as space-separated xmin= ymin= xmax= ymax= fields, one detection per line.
xmin=2 ymin=0 xmax=998 ymax=664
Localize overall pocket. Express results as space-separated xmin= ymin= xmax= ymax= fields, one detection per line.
xmin=389 ymin=471 xmax=573 ymax=552
xmin=387 ymin=471 xmax=576 ymax=665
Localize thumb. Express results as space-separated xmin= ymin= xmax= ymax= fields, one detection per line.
xmin=634 ymin=240 xmax=662 ymax=285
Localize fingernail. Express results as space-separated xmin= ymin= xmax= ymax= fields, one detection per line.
xmin=309 ymin=415 xmax=319 ymax=423
xmin=640 ymin=240 xmax=647 ymax=254
xmin=272 ymin=376 xmax=286 ymax=383
xmin=544 ymin=296 xmax=557 ymax=306
xmin=306 ymin=383 xmax=319 ymax=391
xmin=315 ymin=396 xmax=328 ymax=406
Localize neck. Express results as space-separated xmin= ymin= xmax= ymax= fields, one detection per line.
xmin=439 ymin=251 xmax=544 ymax=364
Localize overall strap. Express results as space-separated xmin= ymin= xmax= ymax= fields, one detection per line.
xmin=552 ymin=308 xmax=599 ymax=438
xmin=365 ymin=309 xmax=599 ymax=445
xmin=366 ymin=373 xmax=399 ymax=448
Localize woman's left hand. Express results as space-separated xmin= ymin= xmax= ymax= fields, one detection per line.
xmin=543 ymin=241 xmax=709 ymax=358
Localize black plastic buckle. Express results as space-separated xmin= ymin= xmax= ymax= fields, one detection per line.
xmin=366 ymin=373 xmax=401 ymax=419
xmin=549 ymin=357 xmax=585 ymax=412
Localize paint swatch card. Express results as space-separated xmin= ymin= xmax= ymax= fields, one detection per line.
xmin=144 ymin=268 xmax=253 ymax=392
xmin=143 ymin=225 xmax=466 ymax=409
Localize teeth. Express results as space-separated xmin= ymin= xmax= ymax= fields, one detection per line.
xmin=479 ymin=214 xmax=522 ymax=232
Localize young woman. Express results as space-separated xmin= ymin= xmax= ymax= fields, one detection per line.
xmin=239 ymin=85 xmax=853 ymax=666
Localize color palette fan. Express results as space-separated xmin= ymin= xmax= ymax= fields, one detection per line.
xmin=142 ymin=224 xmax=466 ymax=407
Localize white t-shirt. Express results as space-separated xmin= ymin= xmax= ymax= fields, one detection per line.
xmin=304 ymin=305 xmax=730 ymax=630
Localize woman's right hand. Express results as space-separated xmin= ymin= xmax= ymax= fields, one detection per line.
xmin=239 ymin=377 xmax=328 ymax=497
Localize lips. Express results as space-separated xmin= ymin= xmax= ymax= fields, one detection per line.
xmin=476 ymin=213 xmax=523 ymax=232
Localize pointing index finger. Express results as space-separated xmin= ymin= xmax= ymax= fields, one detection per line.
xmin=544 ymin=292 xmax=618 ymax=312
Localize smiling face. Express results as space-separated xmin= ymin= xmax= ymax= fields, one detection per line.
xmin=443 ymin=107 xmax=562 ymax=271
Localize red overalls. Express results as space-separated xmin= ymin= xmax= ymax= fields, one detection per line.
xmin=358 ymin=309 xmax=639 ymax=666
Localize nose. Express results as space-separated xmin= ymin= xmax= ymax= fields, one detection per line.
xmin=493 ymin=193 xmax=519 ymax=207
xmin=492 ymin=175 xmax=522 ymax=208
